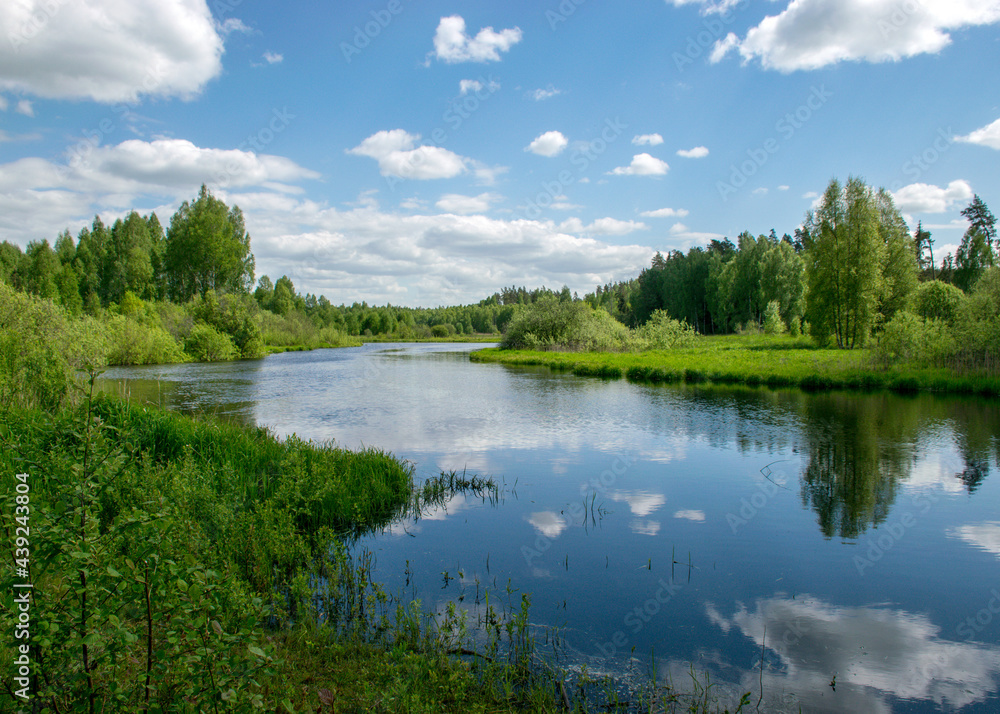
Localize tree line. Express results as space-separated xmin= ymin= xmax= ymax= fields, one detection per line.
xmin=1 ymin=178 xmax=996 ymax=364
xmin=582 ymin=177 xmax=997 ymax=351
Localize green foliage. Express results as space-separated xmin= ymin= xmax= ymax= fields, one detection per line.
xmin=635 ymin=310 xmax=699 ymax=348
xmin=185 ymin=322 xmax=239 ymax=362
xmin=0 ymin=282 xmax=105 ymax=411
xmin=105 ymin=313 xmax=187 ymax=365
xmin=868 ymin=311 xmax=955 ymax=369
xmin=804 ymin=177 xmax=917 ymax=348
xmin=165 ymin=185 xmax=255 ymax=301
xmin=500 ymin=297 xmax=631 ymax=351
xmin=762 ymin=300 xmax=786 ymax=335
xmin=914 ymin=280 xmax=965 ymax=324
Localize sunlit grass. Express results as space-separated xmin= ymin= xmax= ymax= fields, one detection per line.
xmin=471 ymin=333 xmax=1000 ymax=396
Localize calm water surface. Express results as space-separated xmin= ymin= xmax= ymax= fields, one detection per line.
xmin=100 ymin=343 xmax=1000 ymax=713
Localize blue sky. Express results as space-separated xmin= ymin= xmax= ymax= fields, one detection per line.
xmin=1 ymin=0 xmax=998 ymax=306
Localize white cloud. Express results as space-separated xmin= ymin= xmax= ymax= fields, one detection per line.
xmin=710 ymin=0 xmax=1000 ymax=71
xmin=609 ymin=491 xmax=666 ymax=517
xmin=0 ymin=96 xmax=7 ymax=111
xmin=677 ymin=145 xmax=709 ymax=158
xmin=753 ymin=187 xmax=769 ymax=195
xmin=263 ymin=51 xmax=283 ymax=64
xmin=706 ymin=595 xmax=1000 ymax=711
xmin=665 ymin=0 xmax=743 ymax=15
xmin=459 ymin=79 xmax=483 ymax=95
xmin=558 ymin=217 xmax=648 ymax=236
xmin=892 ymin=180 xmax=973 ymax=213
xmin=526 ymin=130 xmax=569 ymax=157
xmin=435 ymin=192 xmax=502 ymax=215
xmin=348 ymin=129 xmax=468 ymax=180
xmin=778 ymin=185 xmax=790 ymax=191
xmin=957 ymin=117 xmax=1000 ymax=150
xmin=531 ymin=86 xmax=561 ymax=101
xmin=218 ymin=18 xmax=252 ymax=36
xmin=949 ymin=521 xmax=1000 ymax=558
xmin=669 ymin=222 xmax=726 ymax=243
xmin=431 ymin=15 xmax=522 ymax=63
xmin=15 ymin=100 xmax=33 ymax=117
xmin=528 ymin=511 xmax=567 ymax=539
xmin=0 ymin=0 xmax=224 ymax=102
xmin=609 ymin=153 xmax=669 ymax=176
xmin=674 ymin=510 xmax=705 ymax=521
xmin=641 ymin=207 xmax=689 ymax=218
xmin=632 ymin=133 xmax=664 ymax=146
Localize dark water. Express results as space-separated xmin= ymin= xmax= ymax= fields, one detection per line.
xmin=99 ymin=343 xmax=1000 ymax=713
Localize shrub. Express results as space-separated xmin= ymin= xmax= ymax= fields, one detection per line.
xmin=185 ymin=322 xmax=238 ymax=362
xmin=763 ymin=300 xmax=786 ymax=335
xmin=868 ymin=311 xmax=954 ymax=369
xmin=914 ymin=280 xmax=965 ymax=324
xmin=635 ymin=310 xmax=698 ymax=349
xmin=501 ymin=297 xmax=631 ymax=351
xmin=105 ymin=314 xmax=186 ymax=365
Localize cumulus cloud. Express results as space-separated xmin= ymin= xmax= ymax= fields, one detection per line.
xmin=435 ymin=192 xmax=502 ymax=215
xmin=609 ymin=153 xmax=669 ymax=176
xmin=0 ymin=0 xmax=224 ymax=102
xmin=674 ymin=510 xmax=706 ymax=521
xmin=632 ymin=133 xmax=664 ymax=146
xmin=677 ymin=145 xmax=709 ymax=158
xmin=706 ymin=595 xmax=1000 ymax=711
xmin=526 ymin=131 xmax=569 ymax=157
xmin=557 ymin=217 xmax=648 ymax=236
xmin=957 ymin=117 xmax=1000 ymax=150
xmin=710 ymin=0 xmax=1000 ymax=71
xmin=892 ymin=180 xmax=973 ymax=213
xmin=528 ymin=511 xmax=567 ymax=539
xmin=609 ymin=491 xmax=666 ymax=517
xmin=348 ymin=129 xmax=468 ymax=180
xmin=530 ymin=86 xmax=562 ymax=101
xmin=263 ymin=51 xmax=283 ymax=64
xmin=665 ymin=0 xmax=744 ymax=15
xmin=431 ymin=15 xmax=522 ymax=63
xmin=640 ymin=207 xmax=689 ymax=218
xmin=15 ymin=100 xmax=33 ymax=117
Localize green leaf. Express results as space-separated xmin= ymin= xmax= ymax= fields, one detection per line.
xmin=248 ymin=644 xmax=265 ymax=658
xmin=106 ymin=565 xmax=122 ymax=578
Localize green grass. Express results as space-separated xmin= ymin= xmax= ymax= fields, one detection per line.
xmin=471 ymin=333 xmax=1000 ymax=396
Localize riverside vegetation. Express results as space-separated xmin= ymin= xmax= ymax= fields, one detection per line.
xmin=1 ymin=273 xmax=754 ymax=711
xmin=476 ymin=179 xmax=1000 ymax=397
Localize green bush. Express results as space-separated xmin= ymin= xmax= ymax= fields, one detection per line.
xmin=0 ymin=282 xmax=105 ymax=410
xmin=501 ymin=297 xmax=631 ymax=351
xmin=914 ymin=280 xmax=965 ymax=324
xmin=635 ymin=310 xmax=698 ymax=348
xmin=763 ymin=300 xmax=786 ymax=335
xmin=105 ymin=314 xmax=186 ymax=365
xmin=869 ymin=311 xmax=954 ymax=368
xmin=185 ymin=322 xmax=239 ymax=362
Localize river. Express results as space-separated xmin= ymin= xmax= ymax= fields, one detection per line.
xmin=99 ymin=342 xmax=1000 ymax=713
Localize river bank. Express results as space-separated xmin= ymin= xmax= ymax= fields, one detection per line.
xmin=470 ymin=334 xmax=1000 ymax=396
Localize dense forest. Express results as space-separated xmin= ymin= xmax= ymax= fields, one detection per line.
xmin=0 ymin=179 xmax=997 ymax=368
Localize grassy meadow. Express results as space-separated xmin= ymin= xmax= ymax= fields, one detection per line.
xmin=472 ymin=333 xmax=1000 ymax=396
